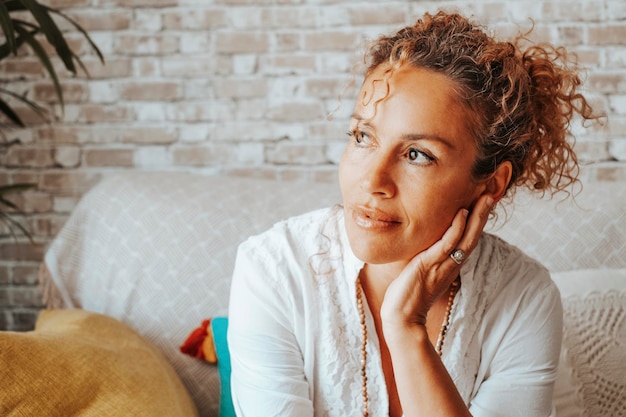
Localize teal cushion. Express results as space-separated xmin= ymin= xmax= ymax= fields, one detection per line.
xmin=211 ymin=317 xmax=235 ymax=417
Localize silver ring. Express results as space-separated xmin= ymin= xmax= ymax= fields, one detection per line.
xmin=450 ymin=249 xmax=465 ymax=265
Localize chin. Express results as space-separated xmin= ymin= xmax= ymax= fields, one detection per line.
xmin=348 ymin=238 xmax=406 ymax=265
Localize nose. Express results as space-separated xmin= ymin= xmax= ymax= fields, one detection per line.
xmin=360 ymin=150 xmax=396 ymax=198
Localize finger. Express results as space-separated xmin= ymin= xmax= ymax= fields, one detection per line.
xmin=407 ymin=207 xmax=469 ymax=272
xmin=453 ymin=195 xmax=494 ymax=258
xmin=437 ymin=207 xmax=470 ymax=260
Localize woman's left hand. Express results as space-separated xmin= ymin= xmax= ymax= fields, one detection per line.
xmin=380 ymin=194 xmax=494 ymax=331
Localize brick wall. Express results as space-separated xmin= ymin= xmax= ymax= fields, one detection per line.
xmin=1 ymin=0 xmax=625 ymax=330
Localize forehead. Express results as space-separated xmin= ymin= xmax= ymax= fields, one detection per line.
xmin=353 ymin=64 xmax=474 ymax=143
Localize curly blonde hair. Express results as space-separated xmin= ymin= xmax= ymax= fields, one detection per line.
xmin=365 ymin=11 xmax=600 ymax=197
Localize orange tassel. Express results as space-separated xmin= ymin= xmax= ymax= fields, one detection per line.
xmin=180 ymin=318 xmax=217 ymax=364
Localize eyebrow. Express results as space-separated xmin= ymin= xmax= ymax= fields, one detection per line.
xmin=350 ymin=113 xmax=456 ymax=149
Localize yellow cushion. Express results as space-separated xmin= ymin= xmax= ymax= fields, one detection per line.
xmin=0 ymin=309 xmax=198 ymax=417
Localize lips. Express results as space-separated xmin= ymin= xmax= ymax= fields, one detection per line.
xmin=350 ymin=205 xmax=402 ymax=230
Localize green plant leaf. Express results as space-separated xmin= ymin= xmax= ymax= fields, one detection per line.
xmin=20 ymin=0 xmax=76 ymax=74
xmin=0 ymin=86 xmax=48 ymax=120
xmin=0 ymin=2 xmax=17 ymax=54
xmin=0 ymin=211 xmax=34 ymax=243
xmin=13 ymin=22 xmax=64 ymax=110
xmin=45 ymin=5 xmax=104 ymax=65
xmin=0 ymin=183 xmax=37 ymax=243
xmin=0 ymin=183 xmax=38 ymax=196
xmin=0 ymin=96 xmax=25 ymax=126
xmin=3 ymin=1 xmax=103 ymax=66
xmin=0 ymin=183 xmax=37 ymax=211
xmin=0 ymin=22 xmax=27 ymax=60
xmin=1 ymin=0 xmax=104 ymax=128
xmin=3 ymin=0 xmax=27 ymax=13
xmin=0 ymin=196 xmax=21 ymax=211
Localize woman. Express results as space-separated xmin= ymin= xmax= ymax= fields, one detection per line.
xmin=228 ymin=11 xmax=598 ymax=417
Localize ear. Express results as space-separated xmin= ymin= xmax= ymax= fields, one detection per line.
xmin=482 ymin=161 xmax=512 ymax=202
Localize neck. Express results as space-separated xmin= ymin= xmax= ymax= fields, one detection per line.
xmin=361 ymin=260 xmax=406 ymax=286
xmin=359 ymin=261 xmax=407 ymax=308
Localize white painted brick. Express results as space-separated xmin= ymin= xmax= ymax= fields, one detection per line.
xmin=232 ymin=54 xmax=258 ymax=75
xmin=88 ymin=81 xmax=118 ymax=103
xmin=270 ymin=123 xmax=307 ymax=141
xmin=212 ymin=121 xmax=274 ymax=141
xmin=316 ymin=52 xmax=360 ymax=73
xmin=268 ymin=77 xmax=306 ymax=102
xmin=608 ymin=94 xmax=626 ymax=114
xmin=586 ymin=161 xmax=626 ymax=182
xmin=602 ymin=115 xmax=626 ymax=136
xmin=271 ymin=32 xmax=301 ymax=53
xmin=133 ymin=103 xmax=168 ymax=121
xmin=324 ymin=98 xmax=353 ymax=119
xmin=165 ymin=100 xmax=235 ymax=122
xmin=57 ymin=104 xmax=82 ymax=124
xmin=609 ymin=138 xmax=626 ymax=161
xmin=604 ymin=47 xmax=626 ymax=68
xmin=326 ymin=140 xmax=346 ymax=164
xmin=259 ymin=54 xmax=315 ymax=75
xmin=318 ymin=5 xmax=350 ymax=27
xmin=134 ymin=146 xmax=172 ymax=167
xmin=266 ymin=141 xmax=327 ymax=165
xmin=179 ymin=124 xmax=214 ymax=142
xmin=237 ymin=99 xmax=268 ymax=120
xmin=132 ymin=57 xmax=162 ymax=77
xmin=183 ymin=80 xmax=214 ymax=100
xmin=227 ymin=7 xmax=264 ymax=30
xmin=573 ymin=139 xmax=610 ymax=162
xmin=179 ymin=32 xmax=212 ymax=55
xmin=234 ymin=142 xmax=265 ymax=164
xmin=215 ymin=55 xmax=234 ymax=75
xmin=215 ymin=78 xmax=269 ymax=98
xmin=607 ymin=1 xmax=626 ymax=20
xmin=570 ymin=115 xmax=594 ymax=138
xmin=308 ymin=120 xmax=348 ymax=141
xmin=161 ymin=57 xmax=214 ymax=77
xmin=5 ymin=128 xmax=34 ymax=144
xmin=212 ymin=121 xmax=305 ymax=141
xmin=265 ymin=7 xmax=320 ymax=29
xmin=6 ymin=0 xmax=626 ymax=330
xmin=54 ymin=146 xmax=81 ymax=168
xmin=87 ymin=32 xmax=115 ymax=56
xmin=53 ymin=196 xmax=81 ymax=213
xmin=266 ymin=101 xmax=325 ymax=122
xmin=133 ymin=10 xmax=163 ymax=31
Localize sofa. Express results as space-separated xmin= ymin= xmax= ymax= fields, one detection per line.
xmin=1 ymin=172 xmax=624 ymax=416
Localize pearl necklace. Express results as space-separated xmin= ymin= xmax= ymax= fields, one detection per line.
xmin=355 ymin=277 xmax=461 ymax=417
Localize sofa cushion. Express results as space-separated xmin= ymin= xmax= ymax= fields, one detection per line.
xmin=488 ymin=183 xmax=626 ymax=273
xmin=0 ymin=309 xmax=198 ymax=417
xmin=39 ymin=172 xmax=625 ymax=416
xmin=551 ymin=268 xmax=626 ymax=417
xmin=40 ymin=172 xmax=342 ymax=417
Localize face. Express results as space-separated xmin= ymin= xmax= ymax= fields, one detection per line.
xmin=339 ymin=64 xmax=486 ymax=267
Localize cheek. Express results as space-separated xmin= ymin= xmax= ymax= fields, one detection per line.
xmin=402 ymin=181 xmax=474 ymax=230
xmin=338 ymin=147 xmax=355 ymax=193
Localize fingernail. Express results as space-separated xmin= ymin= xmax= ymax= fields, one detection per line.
xmin=462 ymin=208 xmax=469 ymax=218
xmin=486 ymin=197 xmax=494 ymax=208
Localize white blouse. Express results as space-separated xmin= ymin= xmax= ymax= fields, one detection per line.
xmin=228 ymin=207 xmax=562 ymax=417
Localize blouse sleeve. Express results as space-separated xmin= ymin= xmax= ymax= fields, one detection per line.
xmin=468 ymin=269 xmax=563 ymax=417
xmin=227 ymin=236 xmax=314 ymax=417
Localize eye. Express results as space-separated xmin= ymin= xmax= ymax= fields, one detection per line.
xmin=348 ymin=129 xmax=372 ymax=146
xmin=407 ymin=147 xmax=434 ymax=164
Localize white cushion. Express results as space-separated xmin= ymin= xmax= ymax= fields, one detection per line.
xmin=42 ymin=172 xmax=342 ymax=417
xmin=41 ymin=173 xmax=625 ymax=416
xmin=551 ymin=268 xmax=626 ymax=417
xmin=488 ymin=183 xmax=626 ymax=272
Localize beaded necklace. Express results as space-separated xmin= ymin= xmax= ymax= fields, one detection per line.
xmin=355 ymin=277 xmax=461 ymax=417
